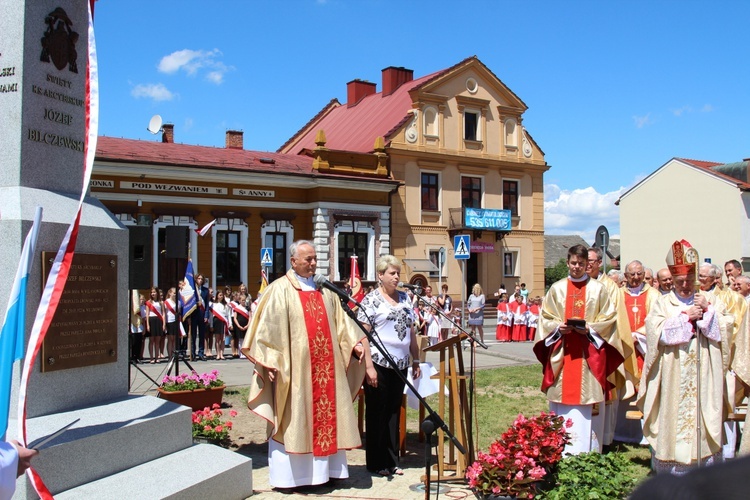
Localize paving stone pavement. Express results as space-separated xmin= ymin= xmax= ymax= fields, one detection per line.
xmin=129 ymin=328 xmax=538 ymax=498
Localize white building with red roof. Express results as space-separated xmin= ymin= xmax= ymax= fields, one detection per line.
xmin=617 ymin=157 xmax=750 ymax=271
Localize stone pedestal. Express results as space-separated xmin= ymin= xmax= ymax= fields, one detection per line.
xmin=0 ymin=1 xmax=251 ymax=497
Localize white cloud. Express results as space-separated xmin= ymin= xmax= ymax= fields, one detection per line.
xmin=632 ymin=113 xmax=654 ymax=128
xmin=131 ymin=83 xmax=175 ymax=101
xmin=701 ymin=104 xmax=714 ymax=113
xmin=183 ymin=117 xmax=194 ymax=130
xmin=672 ymin=105 xmax=692 ymax=117
xmin=157 ymin=48 xmax=231 ymax=85
xmin=543 ymin=184 xmax=627 ymax=239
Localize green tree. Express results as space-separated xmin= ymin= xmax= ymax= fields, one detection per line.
xmin=545 ymin=258 xmax=568 ymax=291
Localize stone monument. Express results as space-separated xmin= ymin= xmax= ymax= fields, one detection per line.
xmin=0 ymin=1 xmax=252 ymax=497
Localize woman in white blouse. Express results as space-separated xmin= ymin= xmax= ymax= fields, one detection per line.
xmin=357 ymin=255 xmax=422 ymax=477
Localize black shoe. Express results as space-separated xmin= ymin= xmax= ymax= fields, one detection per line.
xmin=200 ymin=356 xmax=207 ymax=361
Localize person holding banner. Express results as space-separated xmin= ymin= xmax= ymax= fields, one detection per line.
xmin=190 ymin=274 xmax=210 ymax=361
xmin=1 ymin=440 xmax=38 ymax=498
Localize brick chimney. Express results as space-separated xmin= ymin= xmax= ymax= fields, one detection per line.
xmin=226 ymin=130 xmax=244 ymax=149
xmin=161 ymin=123 xmax=174 ymax=143
xmin=347 ymin=79 xmax=377 ymax=107
xmin=381 ymin=66 xmax=413 ymax=97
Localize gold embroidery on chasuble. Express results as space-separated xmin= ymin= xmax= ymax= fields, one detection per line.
xmin=300 ymin=290 xmax=337 ymax=456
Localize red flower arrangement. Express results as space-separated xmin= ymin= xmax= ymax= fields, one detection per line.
xmin=192 ymin=403 xmax=238 ymax=442
xmin=466 ymin=412 xmax=572 ymax=499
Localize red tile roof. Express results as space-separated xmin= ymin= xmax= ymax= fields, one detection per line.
xmin=677 ymin=157 xmax=750 ymax=189
xmin=97 ymin=136 xmax=315 ymax=175
xmin=278 ymin=71 xmax=443 ymax=155
xmin=279 ymin=56 xmax=529 ymax=156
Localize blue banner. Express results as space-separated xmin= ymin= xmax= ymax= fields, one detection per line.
xmin=464 ymin=208 xmax=512 ymax=231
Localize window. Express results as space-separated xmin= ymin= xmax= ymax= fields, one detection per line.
xmin=503 ymin=180 xmax=519 ymax=217
xmin=216 ymin=230 xmax=241 ymax=285
xmin=462 ymin=176 xmax=482 ymax=209
xmin=424 ymin=106 xmax=438 ymax=137
xmin=464 ymin=110 xmax=479 ymax=141
xmin=428 ymin=249 xmax=444 ymax=278
xmin=504 ymin=251 xmax=518 ymax=277
xmin=264 ymin=232 xmax=287 ymax=282
xmin=504 ymin=118 xmax=517 ymax=147
xmin=338 ymin=233 xmax=368 ymax=280
xmin=421 ymin=172 xmax=439 ymax=211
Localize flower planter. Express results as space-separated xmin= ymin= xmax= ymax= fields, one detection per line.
xmin=157 ymin=385 xmax=225 ymax=411
xmin=192 ymin=435 xmax=222 ymax=446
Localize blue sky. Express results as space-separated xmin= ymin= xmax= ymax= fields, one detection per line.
xmin=93 ymin=0 xmax=750 ymax=241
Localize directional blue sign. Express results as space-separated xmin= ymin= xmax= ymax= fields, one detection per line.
xmin=260 ymin=247 xmax=273 ymax=266
xmin=454 ymin=235 xmax=470 ymax=260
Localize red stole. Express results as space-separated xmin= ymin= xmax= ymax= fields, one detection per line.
xmin=234 ymin=303 xmax=249 ymax=320
xmin=211 ymin=303 xmax=230 ymax=330
xmin=535 ymin=278 xmax=622 ymax=404
xmin=298 ymin=289 xmax=338 ymax=457
xmin=164 ymin=299 xmax=177 ymax=321
xmin=146 ymin=300 xmax=163 ymax=322
xmin=624 ymin=292 xmax=647 ymax=374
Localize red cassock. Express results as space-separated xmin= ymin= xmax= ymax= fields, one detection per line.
xmin=526 ymin=304 xmax=540 ymax=341
xmin=496 ymin=302 xmax=512 ymax=341
xmin=509 ymin=301 xmax=528 ymax=342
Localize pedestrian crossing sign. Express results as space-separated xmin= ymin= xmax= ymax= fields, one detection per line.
xmin=454 ymin=235 xmax=470 ymax=260
xmin=260 ymin=247 xmax=273 ymax=266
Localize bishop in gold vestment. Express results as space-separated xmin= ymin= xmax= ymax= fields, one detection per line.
xmin=637 ymin=241 xmax=732 ymax=474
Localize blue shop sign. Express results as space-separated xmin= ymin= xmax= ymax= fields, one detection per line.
xmin=464 ymin=208 xmax=512 ymax=230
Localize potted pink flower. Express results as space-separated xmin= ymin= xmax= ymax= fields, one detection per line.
xmin=157 ymin=370 xmax=225 ymax=411
xmin=192 ymin=404 xmax=238 ymax=445
xmin=466 ymin=412 xmax=571 ymax=499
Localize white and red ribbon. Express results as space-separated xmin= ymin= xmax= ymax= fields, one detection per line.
xmin=17 ymin=4 xmax=99 ymax=498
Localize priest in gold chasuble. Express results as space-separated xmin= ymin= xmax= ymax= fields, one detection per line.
xmin=241 ymin=240 xmax=369 ymax=488
xmin=534 ymin=244 xmax=621 ymax=455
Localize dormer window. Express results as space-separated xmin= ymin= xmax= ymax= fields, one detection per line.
xmin=464 ymin=109 xmax=480 ymax=141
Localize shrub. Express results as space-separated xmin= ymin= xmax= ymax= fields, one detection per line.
xmin=541 ymin=451 xmax=636 ymax=499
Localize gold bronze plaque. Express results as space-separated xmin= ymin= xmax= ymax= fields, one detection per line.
xmin=41 ymin=252 xmax=118 ymax=372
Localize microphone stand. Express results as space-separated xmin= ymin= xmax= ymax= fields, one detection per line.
xmin=413 ymin=290 xmax=485 ymax=468
xmin=321 ymin=281 xmax=466 ymax=499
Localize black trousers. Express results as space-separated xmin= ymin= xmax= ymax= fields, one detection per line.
xmin=129 ymin=332 xmax=142 ymax=361
xmin=364 ymin=363 xmax=407 ymax=472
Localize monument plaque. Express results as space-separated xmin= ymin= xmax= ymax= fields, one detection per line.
xmin=40 ymin=252 xmax=118 ymax=372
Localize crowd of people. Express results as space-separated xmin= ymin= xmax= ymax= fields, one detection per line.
xmin=129 ymin=277 xmax=263 ymax=363
xmin=533 ymin=242 xmax=750 ymax=479
xmin=121 ymin=237 xmax=750 ymax=491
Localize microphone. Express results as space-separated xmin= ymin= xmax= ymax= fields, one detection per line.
xmin=313 ymin=274 xmax=359 ymax=306
xmin=398 ymin=282 xmax=422 ymax=293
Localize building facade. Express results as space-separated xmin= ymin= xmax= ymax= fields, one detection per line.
xmin=618 ymin=157 xmax=750 ymax=271
xmin=280 ymin=57 xmax=549 ymax=299
xmin=92 ymin=128 xmax=398 ymax=295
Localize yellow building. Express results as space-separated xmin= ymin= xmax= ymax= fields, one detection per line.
xmin=281 ymin=57 xmax=549 ymax=298
xmin=92 ymin=127 xmax=397 ymax=295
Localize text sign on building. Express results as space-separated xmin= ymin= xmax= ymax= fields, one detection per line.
xmin=454 ymin=235 xmax=470 ymax=260
xmin=120 ymin=181 xmax=227 ymax=195
xmin=471 ymin=241 xmax=495 ymax=253
xmin=233 ymin=188 xmax=275 ymax=198
xmin=41 ymin=253 xmax=118 ymax=372
xmin=464 ymin=208 xmax=512 ymax=231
